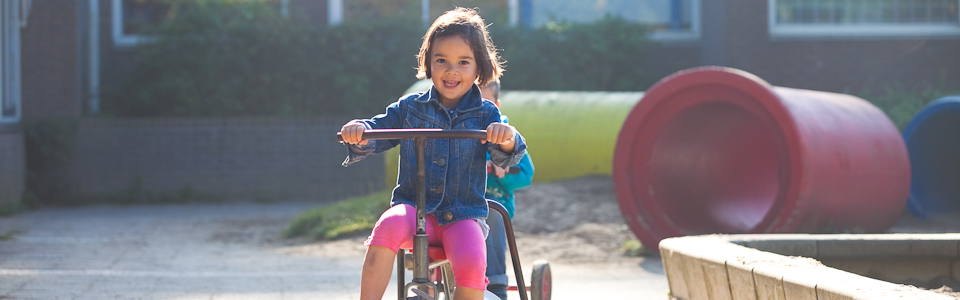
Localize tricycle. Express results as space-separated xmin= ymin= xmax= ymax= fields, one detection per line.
xmin=338 ymin=129 xmax=551 ymax=300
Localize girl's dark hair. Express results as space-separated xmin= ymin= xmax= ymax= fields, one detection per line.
xmin=416 ymin=7 xmax=504 ymax=88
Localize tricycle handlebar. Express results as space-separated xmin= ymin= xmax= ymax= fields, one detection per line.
xmin=336 ymin=129 xmax=486 ymax=142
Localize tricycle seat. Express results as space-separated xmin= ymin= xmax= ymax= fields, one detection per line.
xmin=403 ymin=246 xmax=449 ymax=271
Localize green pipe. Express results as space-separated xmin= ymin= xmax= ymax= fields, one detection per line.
xmin=385 ymin=81 xmax=642 ymax=186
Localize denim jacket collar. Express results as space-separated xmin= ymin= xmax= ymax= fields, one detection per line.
xmin=415 ymin=83 xmax=484 ymax=114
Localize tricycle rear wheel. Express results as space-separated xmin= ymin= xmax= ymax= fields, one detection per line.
xmin=529 ymin=260 xmax=551 ymax=300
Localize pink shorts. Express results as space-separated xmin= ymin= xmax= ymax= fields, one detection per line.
xmin=365 ymin=204 xmax=489 ymax=290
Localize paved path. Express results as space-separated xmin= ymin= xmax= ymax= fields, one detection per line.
xmin=0 ymin=203 xmax=668 ymax=299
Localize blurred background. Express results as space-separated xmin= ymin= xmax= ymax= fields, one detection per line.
xmin=0 ymin=0 xmax=957 ymax=210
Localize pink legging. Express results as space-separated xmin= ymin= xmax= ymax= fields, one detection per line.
xmin=365 ymin=204 xmax=488 ymax=290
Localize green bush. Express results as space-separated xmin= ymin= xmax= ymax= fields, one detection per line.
xmin=103 ymin=2 xmax=654 ymax=117
xmin=493 ymin=16 xmax=652 ymax=91
xmin=104 ymin=1 xmax=423 ymax=117
xmin=102 ymin=1 xmax=957 ymax=126
xmin=860 ymin=85 xmax=960 ymax=130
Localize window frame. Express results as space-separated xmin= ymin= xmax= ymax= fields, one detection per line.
xmin=648 ymin=0 xmax=702 ymax=42
xmin=111 ymin=0 xmax=161 ymax=47
xmin=768 ymin=0 xmax=960 ymax=38
xmin=111 ymin=0 xmax=290 ymax=47
xmin=0 ymin=0 xmax=21 ymax=123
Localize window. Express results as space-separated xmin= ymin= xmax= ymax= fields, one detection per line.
xmin=531 ymin=0 xmax=700 ymax=41
xmin=769 ymin=0 xmax=960 ymax=37
xmin=0 ymin=0 xmax=22 ymax=123
xmin=112 ymin=0 xmax=174 ymax=46
xmin=112 ymin=0 xmax=290 ymax=47
xmin=639 ymin=0 xmax=701 ymax=41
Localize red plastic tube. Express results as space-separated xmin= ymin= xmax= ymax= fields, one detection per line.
xmin=613 ymin=67 xmax=910 ymax=250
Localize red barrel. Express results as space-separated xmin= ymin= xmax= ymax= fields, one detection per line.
xmin=614 ymin=67 xmax=910 ymax=250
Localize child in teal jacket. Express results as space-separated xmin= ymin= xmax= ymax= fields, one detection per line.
xmin=482 ymin=79 xmax=534 ymax=299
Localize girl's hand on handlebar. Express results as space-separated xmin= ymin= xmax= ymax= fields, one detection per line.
xmin=340 ymin=121 xmax=368 ymax=145
xmin=484 ymin=122 xmax=516 ymax=153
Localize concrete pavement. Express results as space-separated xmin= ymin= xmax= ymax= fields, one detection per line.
xmin=0 ymin=202 xmax=668 ymax=299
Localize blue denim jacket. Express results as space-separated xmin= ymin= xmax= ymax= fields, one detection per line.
xmin=342 ymin=84 xmax=528 ymax=225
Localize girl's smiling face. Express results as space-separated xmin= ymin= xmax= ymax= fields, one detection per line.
xmin=430 ymin=35 xmax=478 ymax=107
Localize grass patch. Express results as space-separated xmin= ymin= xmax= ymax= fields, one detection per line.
xmin=283 ymin=189 xmax=391 ymax=240
xmin=0 ymin=198 xmax=39 ymax=217
xmin=622 ymin=239 xmax=654 ymax=257
xmin=860 ymin=85 xmax=960 ymax=130
xmin=0 ymin=229 xmax=23 ymax=241
xmin=0 ymin=205 xmax=23 ymax=217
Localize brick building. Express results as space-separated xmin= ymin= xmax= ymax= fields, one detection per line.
xmin=3 ymin=0 xmax=958 ymax=207
xmin=530 ymin=0 xmax=960 ymax=92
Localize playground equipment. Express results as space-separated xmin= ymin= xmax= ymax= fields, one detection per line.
xmin=394 ymin=80 xmax=642 ymax=184
xmin=613 ymin=67 xmax=911 ymax=250
xmin=338 ymin=129 xmax=551 ymax=300
xmin=902 ymin=95 xmax=960 ymax=218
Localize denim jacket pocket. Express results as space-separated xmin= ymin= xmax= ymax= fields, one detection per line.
xmin=405 ymin=108 xmax=445 ymax=129
xmin=456 ymin=139 xmax=483 ymax=160
xmin=454 ymin=115 xmax=483 ymax=159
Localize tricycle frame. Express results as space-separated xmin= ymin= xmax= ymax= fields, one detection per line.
xmin=338 ymin=129 xmax=547 ymax=300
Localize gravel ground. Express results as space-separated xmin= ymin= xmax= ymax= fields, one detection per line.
xmin=299 ymin=173 xmax=960 ymax=297
xmin=3 ymin=174 xmax=957 ymax=299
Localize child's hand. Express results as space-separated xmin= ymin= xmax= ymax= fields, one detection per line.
xmin=340 ymin=121 xmax=368 ymax=145
xmin=486 ymin=160 xmax=506 ymax=178
xmin=484 ymin=122 xmax=515 ymax=145
xmin=484 ymin=122 xmax=516 ymax=153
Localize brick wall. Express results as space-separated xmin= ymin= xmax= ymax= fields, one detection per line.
xmin=718 ymin=0 xmax=960 ymax=93
xmin=0 ymin=127 xmax=24 ymax=207
xmin=20 ymin=0 xmax=83 ymax=120
xmin=69 ymin=116 xmax=385 ymax=202
xmin=639 ymin=0 xmax=960 ymax=93
xmin=640 ymin=43 xmax=702 ymax=89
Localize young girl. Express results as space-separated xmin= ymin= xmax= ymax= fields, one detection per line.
xmin=339 ymin=8 xmax=527 ymax=300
